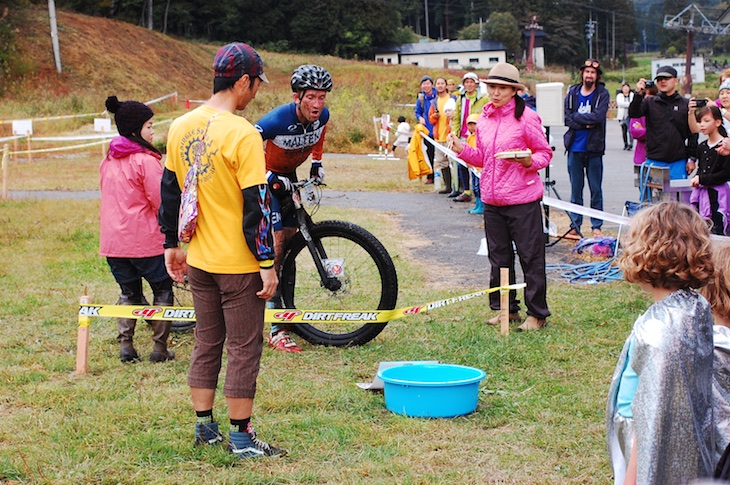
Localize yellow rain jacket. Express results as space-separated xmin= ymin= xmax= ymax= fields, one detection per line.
xmin=407 ymin=124 xmax=433 ymax=180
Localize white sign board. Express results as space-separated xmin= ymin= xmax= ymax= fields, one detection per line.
xmin=12 ymin=119 xmax=33 ymax=136
xmin=535 ymin=82 xmax=565 ymax=127
xmin=651 ymin=57 xmax=705 ymax=84
xmin=94 ymin=118 xmax=112 ymax=133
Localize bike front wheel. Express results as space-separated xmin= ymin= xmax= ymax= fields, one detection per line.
xmin=280 ymin=220 xmax=398 ymax=347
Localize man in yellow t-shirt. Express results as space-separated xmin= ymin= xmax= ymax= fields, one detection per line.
xmin=159 ymin=42 xmax=283 ymax=459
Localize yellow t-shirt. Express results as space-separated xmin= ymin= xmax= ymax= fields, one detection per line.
xmin=166 ymin=105 xmax=267 ymax=274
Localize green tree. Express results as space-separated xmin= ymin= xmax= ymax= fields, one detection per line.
xmin=543 ymin=14 xmax=585 ymax=69
xmin=456 ymin=22 xmax=481 ymax=40
xmin=484 ymin=12 xmax=520 ymax=58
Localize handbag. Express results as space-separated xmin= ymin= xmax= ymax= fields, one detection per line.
xmin=178 ymin=114 xmax=218 ymax=243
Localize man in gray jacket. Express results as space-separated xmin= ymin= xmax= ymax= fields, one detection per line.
xmin=563 ymin=59 xmax=610 ymax=239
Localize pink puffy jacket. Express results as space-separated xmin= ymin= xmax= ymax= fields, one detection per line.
xmin=459 ymin=98 xmax=552 ymax=206
xmin=99 ymin=136 xmax=165 ymax=258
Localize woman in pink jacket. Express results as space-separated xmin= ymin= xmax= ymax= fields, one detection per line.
xmin=449 ymin=63 xmax=552 ymax=331
xmin=100 ymin=96 xmax=174 ymax=363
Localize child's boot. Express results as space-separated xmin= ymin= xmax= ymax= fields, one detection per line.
xmin=149 ymin=288 xmax=174 ymax=362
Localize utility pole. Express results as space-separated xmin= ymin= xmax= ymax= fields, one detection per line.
xmin=663 ymin=4 xmax=728 ymax=96
xmin=424 ymin=0 xmax=430 ymax=39
xmin=585 ymin=14 xmax=596 ymax=59
xmin=48 ymin=0 xmax=62 ymax=73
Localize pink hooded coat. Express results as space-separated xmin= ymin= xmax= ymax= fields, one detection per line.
xmin=458 ymin=97 xmax=552 ymax=206
xmin=99 ymin=136 xmax=165 ymax=258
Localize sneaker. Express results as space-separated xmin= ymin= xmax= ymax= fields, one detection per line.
xmin=194 ymin=421 xmax=224 ymax=447
xmin=246 ymin=422 xmax=286 ymax=457
xmin=592 ymin=228 xmax=603 ymax=238
xmin=228 ymin=425 xmax=286 ymax=458
xmin=447 ymin=190 xmax=461 ymax=198
xmin=487 ymin=312 xmax=520 ymax=326
xmin=453 ymin=193 xmax=472 ymax=202
xmin=517 ymin=316 xmax=547 ymax=331
xmin=268 ymin=330 xmax=302 ymax=353
xmin=228 ymin=431 xmax=265 ymax=458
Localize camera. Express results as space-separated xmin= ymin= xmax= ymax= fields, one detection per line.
xmin=695 ymin=99 xmax=708 ymax=108
xmin=645 ymin=80 xmax=655 ymax=89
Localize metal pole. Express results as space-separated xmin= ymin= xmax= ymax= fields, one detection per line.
xmin=48 ymin=0 xmax=62 ymax=73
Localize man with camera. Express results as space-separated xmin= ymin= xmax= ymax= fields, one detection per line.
xmin=629 ymin=66 xmax=697 ymax=184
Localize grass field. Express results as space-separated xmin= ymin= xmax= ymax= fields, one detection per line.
xmin=0 ymin=151 xmax=649 ymax=484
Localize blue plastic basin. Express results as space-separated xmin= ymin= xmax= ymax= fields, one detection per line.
xmin=377 ymin=364 xmax=486 ymax=418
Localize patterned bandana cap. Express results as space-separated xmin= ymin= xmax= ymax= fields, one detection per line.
xmin=720 ymin=80 xmax=730 ymax=93
xmin=213 ymin=42 xmax=269 ymax=83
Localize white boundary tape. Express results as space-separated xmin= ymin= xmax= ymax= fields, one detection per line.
xmin=423 ymin=133 xmax=633 ymax=226
xmin=1 ymin=92 xmax=177 ymax=125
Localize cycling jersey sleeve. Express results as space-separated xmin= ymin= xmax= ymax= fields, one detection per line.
xmin=242 ymin=184 xmax=275 ymax=263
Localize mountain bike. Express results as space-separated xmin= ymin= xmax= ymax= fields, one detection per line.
xmin=171 ymin=178 xmax=399 ymax=347
xmin=275 ymin=178 xmax=398 ymax=347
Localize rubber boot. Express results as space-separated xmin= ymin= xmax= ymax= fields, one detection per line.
xmin=447 ymin=161 xmax=461 ymax=197
xmin=439 ymin=167 xmax=452 ymax=194
xmin=468 ymin=198 xmax=484 ymax=215
xmin=149 ymin=288 xmax=175 ymax=362
xmin=117 ymin=294 xmax=140 ymax=363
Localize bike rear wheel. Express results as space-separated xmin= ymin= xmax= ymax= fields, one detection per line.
xmin=280 ymin=220 xmax=398 ymax=347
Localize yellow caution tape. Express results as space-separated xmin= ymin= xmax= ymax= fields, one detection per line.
xmin=77 ymin=284 xmax=527 ymax=325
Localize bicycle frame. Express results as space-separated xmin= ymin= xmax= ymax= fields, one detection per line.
xmin=288 ymin=180 xmax=342 ymax=292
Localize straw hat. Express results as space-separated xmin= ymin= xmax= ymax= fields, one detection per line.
xmin=485 ymin=63 xmax=525 ymax=90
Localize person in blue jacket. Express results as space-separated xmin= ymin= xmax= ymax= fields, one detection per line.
xmin=415 ymin=75 xmax=438 ymax=183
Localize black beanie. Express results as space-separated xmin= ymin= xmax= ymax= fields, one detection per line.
xmin=105 ymin=96 xmax=154 ymax=137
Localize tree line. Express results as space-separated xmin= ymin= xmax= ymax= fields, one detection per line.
xmin=5 ymin=0 xmax=730 ymax=75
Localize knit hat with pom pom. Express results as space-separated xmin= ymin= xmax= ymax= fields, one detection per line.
xmin=105 ymin=96 xmax=154 ymax=137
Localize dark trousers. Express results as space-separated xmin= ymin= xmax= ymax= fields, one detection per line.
xmin=484 ymin=201 xmax=550 ymax=319
xmin=457 ymin=163 xmax=470 ymax=191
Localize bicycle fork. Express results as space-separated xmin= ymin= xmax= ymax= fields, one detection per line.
xmin=295 ymin=207 xmax=342 ymax=292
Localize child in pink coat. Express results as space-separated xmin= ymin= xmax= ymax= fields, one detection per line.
xmin=100 ymin=96 xmax=174 ymax=363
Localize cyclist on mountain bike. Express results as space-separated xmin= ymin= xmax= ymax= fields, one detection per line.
xmin=254 ymin=64 xmax=332 ymax=353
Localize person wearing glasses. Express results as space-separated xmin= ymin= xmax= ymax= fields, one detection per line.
xmin=563 ymin=58 xmax=610 ymax=240
xmin=629 ymin=66 xmax=698 ymax=196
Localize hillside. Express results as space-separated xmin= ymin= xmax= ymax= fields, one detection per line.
xmin=3 ymin=6 xmax=570 ymax=152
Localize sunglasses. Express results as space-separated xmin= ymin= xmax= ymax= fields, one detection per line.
xmin=583 ymin=60 xmax=600 ymax=69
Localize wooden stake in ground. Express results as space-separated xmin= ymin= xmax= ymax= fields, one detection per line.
xmin=500 ymin=267 xmax=509 ymax=336
xmin=26 ymin=132 xmax=32 ymax=164
xmin=76 ymin=295 xmax=92 ymax=374
xmin=2 ymin=144 xmax=7 ymax=201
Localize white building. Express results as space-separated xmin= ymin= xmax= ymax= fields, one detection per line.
xmin=375 ymin=40 xmax=507 ymax=70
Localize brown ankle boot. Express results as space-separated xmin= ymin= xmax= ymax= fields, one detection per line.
xmin=487 ymin=312 xmax=520 ymax=325
xmin=149 ymin=289 xmax=174 ymax=363
xmin=118 ymin=318 xmax=139 ymax=363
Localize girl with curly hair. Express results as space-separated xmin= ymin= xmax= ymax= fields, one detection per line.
xmin=607 ymin=201 xmax=715 ymax=484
